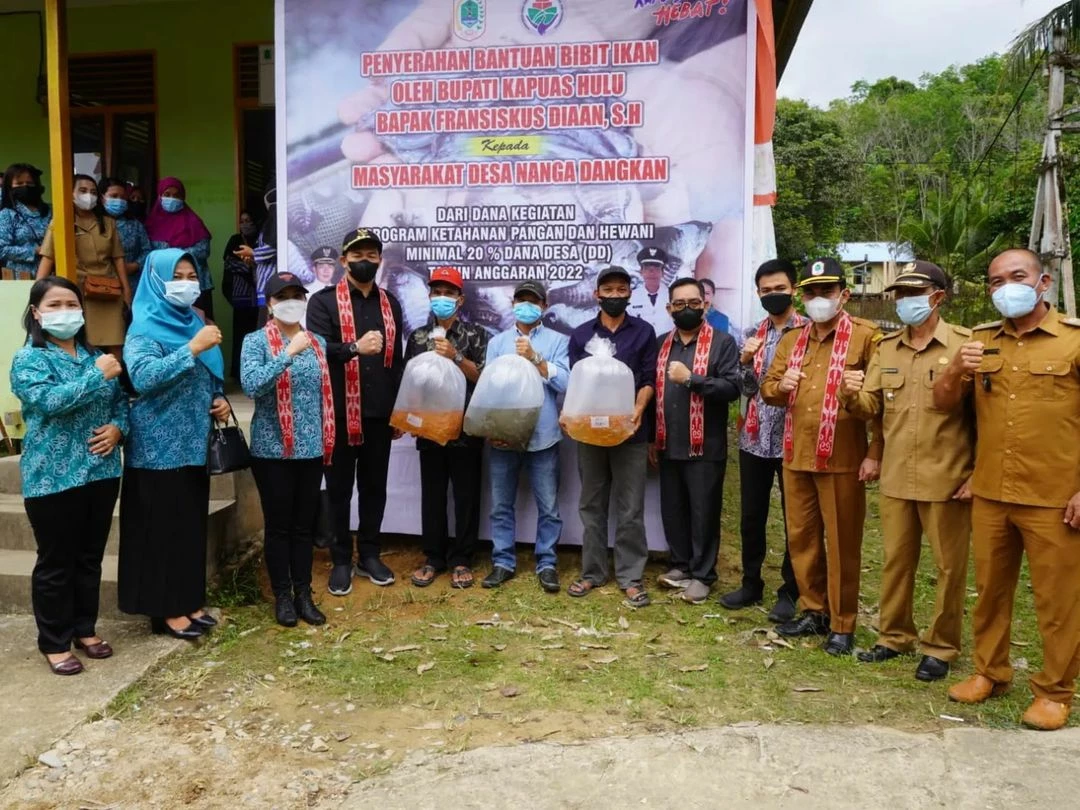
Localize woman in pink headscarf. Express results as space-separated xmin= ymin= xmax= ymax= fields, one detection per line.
xmin=145 ymin=177 xmax=215 ymax=317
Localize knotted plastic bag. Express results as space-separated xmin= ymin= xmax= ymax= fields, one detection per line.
xmin=390 ymin=328 xmax=467 ymax=445
xmin=561 ymin=335 xmax=636 ymax=446
xmin=463 ymin=353 xmax=545 ymax=449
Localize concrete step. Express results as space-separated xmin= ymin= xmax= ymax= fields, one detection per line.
xmin=0 ymin=550 xmax=120 ymax=617
xmin=0 ymin=455 xmax=237 ymax=500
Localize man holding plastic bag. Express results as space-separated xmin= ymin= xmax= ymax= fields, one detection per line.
xmin=472 ymin=281 xmax=570 ymax=592
xmin=651 ymin=279 xmax=742 ymax=605
xmin=400 ymin=267 xmax=487 ymax=590
xmin=563 ymin=266 xmax=659 ymax=608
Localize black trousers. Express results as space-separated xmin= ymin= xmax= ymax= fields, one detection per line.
xmin=738 ymin=449 xmax=798 ymax=600
xmin=24 ymin=477 xmax=120 ymax=654
xmin=251 ymin=457 xmax=323 ymax=596
xmin=659 ymin=458 xmax=725 ymax=586
xmin=419 ymin=443 xmax=483 ymax=569
xmin=327 ymin=418 xmax=392 ymax=566
xmin=230 ymin=306 xmax=259 ymax=380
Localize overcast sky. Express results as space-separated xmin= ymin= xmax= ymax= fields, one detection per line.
xmin=779 ymin=0 xmax=1064 ymax=106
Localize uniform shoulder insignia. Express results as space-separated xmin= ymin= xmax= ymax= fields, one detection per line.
xmin=879 ymin=329 xmax=903 ymax=341
xmin=950 ymin=324 xmax=973 ymax=337
xmin=1062 ymin=317 xmax=1080 ymax=328
xmin=972 ymin=320 xmax=1002 ymax=331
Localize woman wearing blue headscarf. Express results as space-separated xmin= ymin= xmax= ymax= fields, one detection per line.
xmin=118 ymin=248 xmax=230 ymax=641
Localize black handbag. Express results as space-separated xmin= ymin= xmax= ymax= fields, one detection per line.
xmin=207 ymin=404 xmax=251 ymax=475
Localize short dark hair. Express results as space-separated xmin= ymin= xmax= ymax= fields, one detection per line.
xmin=699 ymin=278 xmax=716 ymax=293
xmin=23 ymin=277 xmax=92 ymax=351
xmin=1 ymin=163 xmax=48 ymax=214
xmin=669 ymin=277 xmax=704 ymax=297
xmin=755 ymin=259 xmax=797 ymax=288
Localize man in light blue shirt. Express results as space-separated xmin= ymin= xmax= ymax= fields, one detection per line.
xmin=481 ymin=280 xmax=570 ymax=593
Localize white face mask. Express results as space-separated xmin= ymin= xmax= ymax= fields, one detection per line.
xmin=271 ymin=299 xmax=307 ymax=325
xmin=74 ymin=192 xmax=97 ymax=211
xmin=164 ymin=280 xmax=201 ymax=308
xmin=804 ymin=296 xmax=841 ymax=324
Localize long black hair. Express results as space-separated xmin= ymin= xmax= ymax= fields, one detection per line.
xmin=23 ymin=276 xmax=92 ymax=351
xmin=98 ymin=176 xmax=131 ymax=219
xmin=1 ymin=163 xmax=49 ymax=214
xmin=73 ymin=173 xmax=107 ymax=235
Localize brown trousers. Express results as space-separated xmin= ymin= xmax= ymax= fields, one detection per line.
xmin=972 ymin=496 xmax=1080 ymax=702
xmin=876 ymin=497 xmax=971 ymax=661
xmin=783 ymin=469 xmax=865 ymax=633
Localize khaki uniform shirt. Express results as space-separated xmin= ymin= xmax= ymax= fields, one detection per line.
xmin=843 ymin=318 xmax=975 ymax=501
xmin=40 ymin=214 xmax=124 ymax=279
xmin=969 ymin=307 xmax=1080 ymax=508
xmin=761 ymin=315 xmax=883 ymax=473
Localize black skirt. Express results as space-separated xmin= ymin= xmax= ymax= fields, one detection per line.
xmin=118 ymin=466 xmax=210 ymax=617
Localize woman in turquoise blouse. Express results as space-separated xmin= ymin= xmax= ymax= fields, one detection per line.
xmin=0 ymin=163 xmax=52 ymax=279
xmin=241 ymin=272 xmax=333 ymax=628
xmin=119 ymin=248 xmax=230 ymax=641
xmin=99 ymin=177 xmax=151 ymax=291
xmin=10 ymin=277 xmax=128 ymax=675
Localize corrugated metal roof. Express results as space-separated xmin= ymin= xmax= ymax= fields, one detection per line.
xmin=837 ymin=242 xmax=915 ymax=263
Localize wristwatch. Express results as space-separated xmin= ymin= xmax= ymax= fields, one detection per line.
xmin=531 ymin=352 xmax=544 ymax=367
xmin=453 ymin=351 xmax=464 ymax=365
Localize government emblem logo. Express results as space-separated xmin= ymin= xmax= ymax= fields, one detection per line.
xmin=453 ymin=0 xmax=485 ymax=42
xmin=522 ymin=0 xmax=563 ymax=36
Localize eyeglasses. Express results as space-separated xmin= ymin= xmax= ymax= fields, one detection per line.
xmin=669 ymin=299 xmax=704 ymax=312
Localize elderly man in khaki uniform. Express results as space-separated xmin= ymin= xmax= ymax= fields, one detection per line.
xmin=840 ymin=261 xmax=974 ymax=682
xmin=934 ymin=248 xmax=1080 ymax=731
xmin=761 ymin=258 xmax=883 ymax=656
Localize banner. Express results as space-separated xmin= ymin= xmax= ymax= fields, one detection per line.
xmin=277 ymin=0 xmax=756 ymax=546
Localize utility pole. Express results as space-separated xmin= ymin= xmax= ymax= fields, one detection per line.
xmin=1031 ymin=30 xmax=1076 ymax=316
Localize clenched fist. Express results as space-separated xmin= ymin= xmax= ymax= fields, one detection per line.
xmin=954 ymin=341 xmax=984 ymax=373
xmin=777 ymin=366 xmax=806 ymax=394
xmin=94 ymin=354 xmax=123 ymax=381
xmin=842 ymin=369 xmax=865 ymax=396
xmin=739 ymin=336 xmax=763 ymax=366
xmin=189 ymin=325 xmax=222 ymax=355
xmin=356 ymin=330 xmax=384 ymax=356
xmin=286 ymin=331 xmax=311 ymax=357
xmin=515 ymin=336 xmax=536 ymax=362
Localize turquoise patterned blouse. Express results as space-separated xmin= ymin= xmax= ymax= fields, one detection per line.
xmin=10 ymin=343 xmax=129 ymax=498
xmin=124 ymin=335 xmax=222 ymax=470
xmin=0 ymin=203 xmax=52 ymax=278
xmin=114 ymin=217 xmax=152 ymax=289
xmin=150 ymin=237 xmax=212 ymax=291
xmin=240 ymin=328 xmax=327 ymax=460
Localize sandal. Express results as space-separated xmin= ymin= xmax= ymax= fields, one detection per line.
xmin=568 ymin=579 xmax=597 ymax=598
xmin=451 ymin=565 xmax=474 ymax=589
xmin=623 ymin=585 xmax=651 ymax=609
xmin=410 ymin=564 xmax=443 ymax=588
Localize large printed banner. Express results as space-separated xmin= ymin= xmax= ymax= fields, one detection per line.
xmin=277 ymin=0 xmax=756 ymax=546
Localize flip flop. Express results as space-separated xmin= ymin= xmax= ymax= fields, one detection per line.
xmin=410 ymin=564 xmax=443 ymax=588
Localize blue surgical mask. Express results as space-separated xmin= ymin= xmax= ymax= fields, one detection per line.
xmin=39 ymin=309 xmax=84 ymax=339
xmin=164 ymin=280 xmax=201 ymax=308
xmin=992 ymin=282 xmax=1042 ymax=319
xmin=160 ymin=197 xmax=185 ymax=214
xmin=895 ymin=294 xmax=934 ymax=326
xmin=430 ymin=296 xmax=458 ymax=320
xmin=104 ymin=198 xmax=128 ymax=217
xmin=513 ymin=301 xmax=543 ymax=325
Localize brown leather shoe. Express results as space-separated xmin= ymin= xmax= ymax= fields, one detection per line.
xmin=43 ymin=653 xmax=84 ymax=676
xmin=1021 ymin=698 xmax=1071 ymax=730
xmin=947 ymin=674 xmax=1010 ymax=704
xmin=74 ymin=638 xmax=113 ymax=659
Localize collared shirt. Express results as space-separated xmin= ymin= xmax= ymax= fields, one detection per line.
xmin=486 ymin=323 xmax=570 ymax=452
xmin=569 ymin=313 xmax=659 ymax=444
xmin=738 ymin=314 xmax=804 ymax=459
xmin=656 ymin=327 xmax=741 ymax=461
xmin=968 ymin=307 xmax=1080 ymax=507
xmin=706 ymin=308 xmax=730 ymax=335
xmin=405 ymin=315 xmax=490 ymax=449
xmin=41 ymin=214 xmax=125 ymax=280
xmin=240 ymin=328 xmax=329 ymax=460
xmin=0 ymin=202 xmax=51 ymax=277
xmin=843 ymin=318 xmax=975 ymax=501
xmin=760 ymin=316 xmax=884 ymax=473
xmin=10 ymin=343 xmax=129 ymax=498
xmin=629 ymin=283 xmax=674 ymax=335
xmin=306 ymin=283 xmax=405 ymax=422
xmin=124 ymin=337 xmax=223 ymax=470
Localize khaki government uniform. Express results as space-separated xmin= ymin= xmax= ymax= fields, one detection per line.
xmin=40 ymin=214 xmax=126 ymax=347
xmin=843 ymin=318 xmax=974 ymax=661
xmin=761 ymin=315 xmax=882 ymax=634
xmin=960 ymin=308 xmax=1080 ymax=703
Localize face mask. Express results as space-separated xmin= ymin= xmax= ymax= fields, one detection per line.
xmin=271 ymin=299 xmax=306 ymax=324
xmin=239 ymin=223 xmax=257 ymax=237
xmin=599 ymin=296 xmax=630 ymax=317
xmin=992 ymin=282 xmax=1042 ymax=319
xmin=39 ymin=309 xmax=84 ymax=340
xmin=12 ymin=185 xmax=42 ymax=205
xmin=104 ymin=198 xmax=128 ymax=217
xmin=430 ymin=295 xmax=458 ymax=320
xmin=895 ymin=294 xmax=935 ymax=326
xmin=164 ymin=280 xmax=201 ymax=308
xmin=759 ymin=292 xmax=792 ymax=316
xmin=160 ymin=197 xmax=185 ymax=214
xmin=74 ymin=192 xmax=97 ymax=211
xmin=348 ymin=260 xmax=379 ymax=283
xmin=804 ymin=296 xmax=841 ymax=324
xmin=513 ymin=302 xmax=543 ymax=325
xmin=672 ymin=307 xmax=704 ymax=330
xmin=128 ymin=201 xmax=146 ymax=219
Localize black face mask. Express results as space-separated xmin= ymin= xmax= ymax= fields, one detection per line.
xmin=128 ymin=201 xmax=146 ymax=220
xmin=12 ymin=185 xmax=42 ymax=205
xmin=673 ymin=307 xmax=704 ymax=330
xmin=348 ymin=260 xmax=379 ymax=283
xmin=599 ymin=296 xmax=630 ymax=317
xmin=759 ymin=292 xmax=792 ymax=316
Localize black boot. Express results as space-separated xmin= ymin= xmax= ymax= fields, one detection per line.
xmin=275 ymin=594 xmax=298 ymax=628
xmin=294 ymin=590 xmax=327 ymax=626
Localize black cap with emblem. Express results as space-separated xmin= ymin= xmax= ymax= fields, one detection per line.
xmin=885 ymin=260 xmax=948 ymax=292
xmin=797 ymin=257 xmax=845 ymax=289
xmin=341 ymin=227 xmax=383 ymax=254
xmin=636 ymin=246 xmax=668 ymax=267
xmin=310 ymin=246 xmax=338 ymax=264
xmin=264 ymin=272 xmax=307 ymax=299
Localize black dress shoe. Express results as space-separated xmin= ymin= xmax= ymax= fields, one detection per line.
xmin=915 ymin=655 xmax=950 ymax=682
xmin=537 ymin=568 xmax=561 ymax=593
xmin=718 ymin=585 xmax=763 ymax=610
xmin=150 ymin=617 xmax=203 ymax=640
xmin=294 ymin=591 xmax=327 ymax=626
xmin=74 ymin=638 xmax=114 ymax=659
xmin=275 ymin=595 xmax=298 ymax=628
xmin=856 ymin=644 xmax=903 ymax=664
xmin=43 ymin=653 xmax=84 ymax=676
xmin=822 ymin=632 xmax=855 ymax=656
xmin=482 ymin=566 xmax=516 ymax=589
xmin=775 ymin=611 xmax=829 ymax=638
xmin=189 ymin=613 xmax=217 ymax=629
xmin=767 ymin=594 xmax=798 ymax=624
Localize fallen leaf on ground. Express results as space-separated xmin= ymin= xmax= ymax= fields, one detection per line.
xmin=500 ymin=686 xmax=522 ymax=698
xmin=618 ymin=616 xmax=630 ymax=630
xmin=793 ymin=686 xmax=822 ymax=693
xmin=647 ymin=632 xmax=663 ymax=644
xmin=389 ymin=644 xmax=421 ymax=653
xmin=492 ymin=644 xmax=507 ymax=652
xmin=335 ymin=631 xmax=351 ymax=645
xmin=679 ymin=664 xmax=708 ymax=672
xmin=550 ymin=618 xmax=580 ymax=630
xmin=580 ymin=643 xmax=610 ymax=650
xmin=417 ymin=661 xmax=435 ymax=675
xmin=429 ymin=623 xmax=449 ymax=629
xmin=475 ymin=619 xmax=498 ymax=627
xmin=539 ymin=643 xmax=565 ymax=650
xmin=593 ymin=655 xmax=619 ymax=665
xmin=771 ymin=638 xmax=795 ymax=650
xmin=429 ymin=636 xmax=448 ymax=642
xmin=939 ymin=714 xmax=965 ymax=723
xmin=763 ymin=657 xmax=775 ymax=670
xmin=675 ymin=618 xmax=688 ymax=626
xmin=376 ymin=654 xmax=396 ymax=662
xmin=333 ymin=731 xmax=352 ymax=742
xmin=1010 ymin=640 xmax=1030 ymax=647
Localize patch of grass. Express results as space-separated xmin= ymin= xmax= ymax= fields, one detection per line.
xmin=207 ymin=556 xmax=262 ymax=608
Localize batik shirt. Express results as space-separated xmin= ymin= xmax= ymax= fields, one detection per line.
xmin=0 ymin=203 xmax=52 ymax=278
xmin=114 ymin=217 xmax=152 ymax=288
xmin=737 ymin=315 xmax=803 ymax=460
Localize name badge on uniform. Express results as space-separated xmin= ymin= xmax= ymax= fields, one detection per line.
xmin=882 ymin=368 xmax=899 ymax=374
